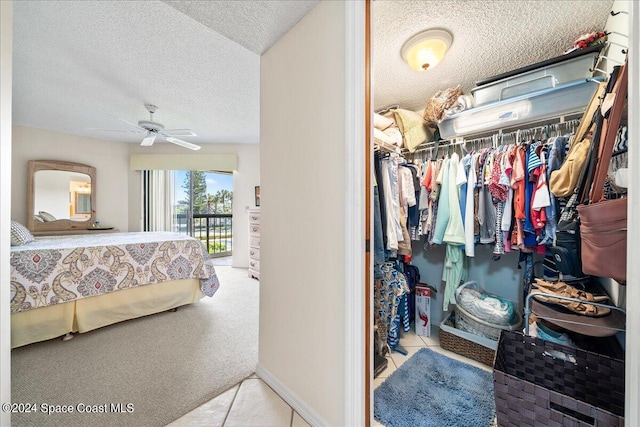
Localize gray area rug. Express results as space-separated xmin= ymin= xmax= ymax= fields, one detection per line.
xmin=11 ymin=266 xmax=258 ymax=427
xmin=374 ymin=347 xmax=495 ymax=427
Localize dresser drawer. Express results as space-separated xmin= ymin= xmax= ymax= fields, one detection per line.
xmin=249 ymin=224 xmax=260 ymax=235
xmin=249 ymin=213 xmax=261 ymax=225
xmin=249 ymin=259 xmax=260 ymax=271
xmin=249 ymin=247 xmax=260 ymax=260
xmin=250 ymin=235 xmax=260 ymax=249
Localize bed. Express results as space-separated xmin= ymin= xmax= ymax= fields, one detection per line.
xmin=9 ymin=231 xmax=220 ymax=348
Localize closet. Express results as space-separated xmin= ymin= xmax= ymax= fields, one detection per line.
xmin=370 ymin=1 xmax=630 ymax=425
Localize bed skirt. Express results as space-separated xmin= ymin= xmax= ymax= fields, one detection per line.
xmin=11 ymin=279 xmax=204 ymax=348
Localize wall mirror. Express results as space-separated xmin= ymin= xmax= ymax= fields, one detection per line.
xmin=27 ymin=160 xmax=96 ymax=233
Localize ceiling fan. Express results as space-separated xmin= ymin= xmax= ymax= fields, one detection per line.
xmin=97 ymin=104 xmax=201 ymax=150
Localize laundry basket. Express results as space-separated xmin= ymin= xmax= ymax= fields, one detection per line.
xmin=455 ymin=281 xmax=522 ymax=341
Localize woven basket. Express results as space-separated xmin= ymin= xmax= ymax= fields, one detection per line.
xmin=455 ymin=301 xmax=522 ymax=341
xmin=494 ymin=331 xmax=624 ymax=426
xmin=439 ymin=315 xmax=495 ymax=366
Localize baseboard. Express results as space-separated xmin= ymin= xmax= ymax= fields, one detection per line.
xmin=256 ymin=363 xmax=329 ymax=427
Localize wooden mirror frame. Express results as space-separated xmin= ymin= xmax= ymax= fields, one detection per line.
xmin=27 ymin=160 xmax=97 ymax=234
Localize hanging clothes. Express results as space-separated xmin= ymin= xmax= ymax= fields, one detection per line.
xmin=464 ymin=154 xmax=477 ymax=257
xmin=443 ymin=152 xmax=465 ymax=246
xmin=442 ymin=244 xmax=467 ymax=311
xmin=374 ymin=262 xmax=411 ymax=351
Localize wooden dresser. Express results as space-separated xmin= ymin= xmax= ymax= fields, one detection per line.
xmin=248 ymin=208 xmax=260 ymax=280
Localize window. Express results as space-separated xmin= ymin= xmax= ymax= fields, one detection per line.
xmin=143 ymin=170 xmax=233 ymax=256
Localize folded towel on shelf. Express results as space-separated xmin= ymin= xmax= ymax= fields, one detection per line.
xmin=374 ymin=127 xmax=403 ymax=147
xmin=374 ymin=112 xmax=395 ymax=131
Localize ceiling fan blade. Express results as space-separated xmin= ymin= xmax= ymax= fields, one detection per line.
xmin=161 ymin=129 xmax=197 ymax=137
xmin=118 ymin=118 xmax=147 ymax=133
xmin=165 ymin=136 xmax=201 ymax=151
xmin=141 ymin=134 xmax=157 ymax=146
xmin=86 ymin=128 xmax=143 ymax=133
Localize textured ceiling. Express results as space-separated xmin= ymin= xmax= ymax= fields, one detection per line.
xmin=373 ymin=0 xmax=614 ymax=112
xmin=163 ymin=0 xmax=319 ymax=55
xmin=12 ymin=1 xmax=615 ymax=147
xmin=12 ymin=0 xmax=316 ymax=146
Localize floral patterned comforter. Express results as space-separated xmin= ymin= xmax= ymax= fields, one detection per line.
xmin=10 ymin=232 xmax=220 ymax=314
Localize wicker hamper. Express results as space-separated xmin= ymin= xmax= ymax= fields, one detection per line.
xmin=493 ymin=331 xmax=624 ymax=427
xmin=439 ymin=313 xmax=496 ymax=366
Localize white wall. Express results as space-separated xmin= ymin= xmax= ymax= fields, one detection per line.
xmin=625 ymin=1 xmax=639 ymax=424
xmin=11 ymin=126 xmax=131 ymax=231
xmin=259 ymin=1 xmax=366 ymax=425
xmin=0 ymin=2 xmax=12 ymax=425
xmin=127 ymin=143 xmax=260 ymax=268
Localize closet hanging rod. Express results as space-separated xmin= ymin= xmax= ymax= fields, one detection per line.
xmin=469 ymin=111 xmax=582 ymax=139
xmin=374 ymin=140 xmax=402 ymax=154
xmin=405 ymin=118 xmax=581 ymax=155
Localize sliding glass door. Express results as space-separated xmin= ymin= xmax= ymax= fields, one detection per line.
xmin=174 ymin=170 xmax=233 ymax=257
xmin=144 ymin=170 xmax=233 ymax=257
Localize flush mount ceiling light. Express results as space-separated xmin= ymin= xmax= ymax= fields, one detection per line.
xmin=401 ymin=29 xmax=453 ymax=71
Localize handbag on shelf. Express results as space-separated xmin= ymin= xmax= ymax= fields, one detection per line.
xmin=576 ymin=60 xmax=628 ymax=284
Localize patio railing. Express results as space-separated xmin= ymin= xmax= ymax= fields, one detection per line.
xmin=175 ymin=213 xmax=232 ymax=257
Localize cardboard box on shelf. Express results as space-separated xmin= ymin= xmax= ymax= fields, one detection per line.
xmin=415 ymin=284 xmax=431 ymax=337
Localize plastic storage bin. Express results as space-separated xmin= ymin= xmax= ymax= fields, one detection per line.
xmin=472 ymin=45 xmax=603 ymax=106
xmin=438 ymin=78 xmax=602 ymax=139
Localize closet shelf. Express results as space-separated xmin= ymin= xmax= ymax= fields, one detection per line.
xmin=524 ymin=292 xmax=625 ymax=338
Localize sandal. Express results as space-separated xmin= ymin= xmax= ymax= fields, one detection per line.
xmin=531 ymin=290 xmax=611 ymax=317
xmin=533 ymin=279 xmax=609 ymax=302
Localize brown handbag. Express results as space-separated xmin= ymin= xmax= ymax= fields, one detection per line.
xmin=577 ymin=197 xmax=627 ymax=283
xmin=576 ymin=60 xmax=628 ymax=283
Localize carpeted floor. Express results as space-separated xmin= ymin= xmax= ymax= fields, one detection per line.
xmin=374 ymin=347 xmax=496 ymax=427
xmin=11 ymin=266 xmax=258 ymax=427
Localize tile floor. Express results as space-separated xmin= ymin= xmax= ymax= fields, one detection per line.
xmin=167 ymin=374 xmax=310 ymax=427
xmin=167 ymin=325 xmax=490 ymax=427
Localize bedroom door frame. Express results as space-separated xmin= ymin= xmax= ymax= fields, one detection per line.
xmin=362 ymin=2 xmax=640 ymax=426
xmin=0 ymin=2 xmax=12 ymax=425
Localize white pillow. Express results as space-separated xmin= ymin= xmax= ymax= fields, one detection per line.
xmin=384 ymin=127 xmax=403 ymax=146
xmin=11 ymin=220 xmax=35 ymax=246
xmin=34 ymin=214 xmax=44 ymax=223
xmin=39 ymin=211 xmax=57 ymax=222
xmin=374 ymin=127 xmax=403 ymax=147
xmin=374 ymin=112 xmax=395 ymax=131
